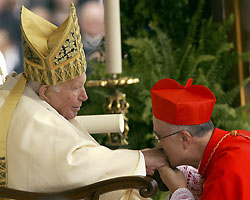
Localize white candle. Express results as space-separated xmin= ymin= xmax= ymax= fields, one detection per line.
xmin=104 ymin=0 xmax=122 ymax=74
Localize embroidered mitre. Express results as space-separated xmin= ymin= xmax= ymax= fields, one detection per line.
xmin=21 ymin=3 xmax=87 ymax=85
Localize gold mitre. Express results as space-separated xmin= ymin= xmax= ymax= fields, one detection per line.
xmin=21 ymin=3 xmax=86 ymax=85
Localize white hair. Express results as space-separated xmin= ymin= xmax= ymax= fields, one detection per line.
xmin=162 ymin=120 xmax=214 ymax=137
xmin=27 ymin=80 xmax=62 ymax=95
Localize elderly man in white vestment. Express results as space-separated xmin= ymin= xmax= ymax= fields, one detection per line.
xmin=0 ymin=3 xmax=168 ymax=200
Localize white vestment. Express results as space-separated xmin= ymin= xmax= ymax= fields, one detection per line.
xmin=0 ymin=74 xmax=148 ymax=200
xmin=0 ymin=51 xmax=8 ymax=84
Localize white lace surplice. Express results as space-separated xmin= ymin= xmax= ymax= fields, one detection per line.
xmin=167 ymin=165 xmax=201 ymax=200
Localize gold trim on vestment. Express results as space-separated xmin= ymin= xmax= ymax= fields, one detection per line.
xmin=133 ymin=151 xmax=141 ymax=175
xmin=0 ymin=75 xmax=27 ymax=186
xmin=200 ymin=130 xmax=250 ymax=188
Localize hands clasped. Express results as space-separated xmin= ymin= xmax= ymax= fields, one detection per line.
xmin=141 ymin=148 xmax=188 ymax=195
xmin=141 ymin=147 xmax=169 ymax=175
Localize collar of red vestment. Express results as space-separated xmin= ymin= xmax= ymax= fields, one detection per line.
xmin=198 ymin=128 xmax=233 ymax=178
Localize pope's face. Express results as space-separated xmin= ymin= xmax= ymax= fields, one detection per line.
xmin=153 ymin=116 xmax=185 ymax=168
xmin=46 ymin=73 xmax=88 ymax=120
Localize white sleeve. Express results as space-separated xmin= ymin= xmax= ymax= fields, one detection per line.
xmin=135 ymin=151 xmax=146 ymax=175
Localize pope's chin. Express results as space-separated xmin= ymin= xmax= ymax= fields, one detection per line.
xmin=63 ymin=109 xmax=79 ymax=120
xmin=71 ymin=107 xmax=80 ymax=118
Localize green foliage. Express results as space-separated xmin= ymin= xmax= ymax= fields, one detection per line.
xmin=78 ymin=61 xmax=108 ymax=115
xmin=79 ymin=0 xmax=250 ymax=199
xmin=119 ymin=0 xmax=211 ymax=44
xmin=152 ymin=191 xmax=169 ymax=200
xmin=213 ymin=103 xmax=250 ymax=130
xmin=80 ymin=0 xmax=250 ymax=153
xmin=122 ymin=3 xmax=250 ymax=134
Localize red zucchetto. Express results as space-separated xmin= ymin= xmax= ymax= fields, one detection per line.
xmin=151 ymin=78 xmax=216 ymax=125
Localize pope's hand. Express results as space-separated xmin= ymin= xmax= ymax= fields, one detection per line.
xmin=141 ymin=148 xmax=168 ymax=175
xmin=158 ymin=165 xmax=187 ymax=194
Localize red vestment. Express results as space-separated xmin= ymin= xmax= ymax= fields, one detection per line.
xmin=199 ymin=128 xmax=250 ymax=199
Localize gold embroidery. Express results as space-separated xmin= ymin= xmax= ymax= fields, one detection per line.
xmin=0 ymin=157 xmax=7 ymax=187
xmin=0 ymin=67 xmax=4 ymax=84
xmin=22 ymin=38 xmax=41 ymax=65
xmin=0 ymin=75 xmax=27 ymax=188
xmin=54 ymin=31 xmax=78 ymax=65
xmin=21 ymin=3 xmax=86 ymax=86
xmin=25 ymin=58 xmax=86 ymax=85
xmin=231 ymin=130 xmax=238 ymax=136
xmin=200 ymin=130 xmax=250 ymax=188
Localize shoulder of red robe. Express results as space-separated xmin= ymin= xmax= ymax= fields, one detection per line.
xmin=151 ymin=78 xmax=216 ymax=125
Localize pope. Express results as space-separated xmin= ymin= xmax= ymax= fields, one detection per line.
xmin=0 ymin=3 xmax=168 ymax=200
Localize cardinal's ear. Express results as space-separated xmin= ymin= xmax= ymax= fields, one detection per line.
xmin=180 ymin=131 xmax=193 ymax=150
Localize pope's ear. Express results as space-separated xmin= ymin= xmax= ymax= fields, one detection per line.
xmin=39 ymin=85 xmax=50 ymax=102
xmin=180 ymin=131 xmax=192 ymax=149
